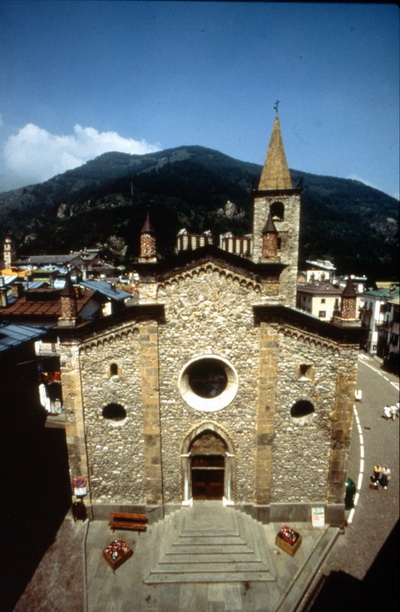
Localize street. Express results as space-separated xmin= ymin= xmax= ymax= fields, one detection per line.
xmin=302 ymin=353 xmax=399 ymax=610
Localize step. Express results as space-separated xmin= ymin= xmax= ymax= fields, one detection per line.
xmin=146 ymin=560 xmax=272 ymax=575
xmin=144 ymin=570 xmax=276 ymax=584
xmin=158 ymin=549 xmax=258 ymax=565
xmin=143 ymin=505 xmax=276 ymax=585
xmin=165 ymin=542 xmax=253 ymax=555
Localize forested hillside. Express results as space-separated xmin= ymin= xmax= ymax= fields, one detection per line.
xmin=0 ymin=146 xmax=398 ymax=281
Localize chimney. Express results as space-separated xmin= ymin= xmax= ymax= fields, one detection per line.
xmin=58 ymin=274 xmax=78 ymax=326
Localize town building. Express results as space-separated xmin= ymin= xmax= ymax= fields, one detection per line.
xmin=360 ymin=284 xmax=400 ymax=354
xmin=376 ymin=294 xmax=400 ymax=375
xmin=24 ymin=111 xmax=362 ymax=528
xmin=297 ymin=259 xmax=366 ymax=324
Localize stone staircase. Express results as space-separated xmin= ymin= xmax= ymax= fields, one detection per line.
xmin=143 ymin=502 xmax=277 ymax=584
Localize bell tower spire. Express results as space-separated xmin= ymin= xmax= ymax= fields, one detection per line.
xmin=252 ymin=105 xmax=301 ymax=307
xmin=258 ymin=105 xmax=293 ymax=191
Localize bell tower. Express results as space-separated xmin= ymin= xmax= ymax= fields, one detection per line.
xmin=252 ymin=105 xmax=301 ymax=307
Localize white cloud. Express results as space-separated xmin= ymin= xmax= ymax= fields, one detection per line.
xmin=1 ymin=123 xmax=161 ymax=191
xmin=346 ymin=174 xmax=380 ymax=192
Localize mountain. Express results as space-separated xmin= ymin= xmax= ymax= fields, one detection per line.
xmin=0 ymin=146 xmax=398 ymax=281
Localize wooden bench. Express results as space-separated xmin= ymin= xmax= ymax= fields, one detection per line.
xmin=108 ymin=512 xmax=148 ymax=532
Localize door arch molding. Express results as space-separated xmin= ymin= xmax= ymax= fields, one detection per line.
xmin=181 ymin=422 xmax=235 ymax=506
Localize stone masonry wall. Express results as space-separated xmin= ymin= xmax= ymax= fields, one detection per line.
xmin=157 ymin=263 xmax=263 ymax=504
xmin=253 ymin=193 xmax=300 ymax=308
xmin=66 ymin=261 xmax=358 ymax=512
xmin=269 ymin=327 xmax=358 ymax=504
xmin=79 ymin=322 xmax=148 ymax=505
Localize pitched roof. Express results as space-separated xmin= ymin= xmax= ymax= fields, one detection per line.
xmin=0 ymin=323 xmax=48 ymax=352
xmin=341 ymin=278 xmax=357 ymax=298
xmin=80 ymin=279 xmax=132 ymax=301
xmin=262 ymin=211 xmax=278 ymax=233
xmin=258 ymin=113 xmax=293 ymax=191
xmin=141 ymin=212 xmax=155 ymax=233
xmin=297 ymin=283 xmax=343 ymax=296
xmin=0 ymin=288 xmax=96 ymax=320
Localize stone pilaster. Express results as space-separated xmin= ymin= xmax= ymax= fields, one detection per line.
xmin=139 ymin=321 xmax=163 ymax=505
xmin=254 ymin=323 xmax=278 ymax=504
xmin=326 ymin=358 xmax=357 ymax=503
xmin=59 ymin=341 xmax=89 ymax=496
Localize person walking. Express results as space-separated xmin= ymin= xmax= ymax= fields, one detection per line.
xmin=379 ymin=466 xmax=391 ymax=489
xmin=383 ymin=405 xmax=392 ymax=419
xmin=370 ymin=465 xmax=382 ymax=489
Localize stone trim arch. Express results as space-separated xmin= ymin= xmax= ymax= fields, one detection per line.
xmin=158 ymin=263 xmax=261 ymax=294
xmin=279 ymin=325 xmax=341 ymax=354
xmin=180 ymin=421 xmax=236 ymax=506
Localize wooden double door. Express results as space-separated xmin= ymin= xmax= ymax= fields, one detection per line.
xmin=191 ymin=454 xmax=224 ymax=500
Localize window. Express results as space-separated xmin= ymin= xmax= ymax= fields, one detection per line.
xmin=298 ymin=364 xmax=314 ymax=381
xmin=102 ymin=403 xmax=127 ymax=422
xmin=179 ymin=356 xmax=238 ymax=412
xmin=188 ymin=359 xmax=227 ymax=398
xmin=321 ymin=298 xmax=326 ymax=304
xmin=270 ymin=201 xmax=284 ymax=221
xmin=290 ymin=400 xmax=315 ymax=419
xmin=110 ymin=363 xmax=118 ymax=376
xmin=318 ymin=311 xmax=326 ymax=318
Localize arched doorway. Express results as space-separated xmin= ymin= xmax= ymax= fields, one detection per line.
xmin=181 ymin=423 xmax=235 ymax=506
xmin=190 ymin=431 xmax=227 ymax=500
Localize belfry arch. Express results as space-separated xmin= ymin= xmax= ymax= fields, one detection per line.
xmin=181 ymin=423 xmax=235 ymax=506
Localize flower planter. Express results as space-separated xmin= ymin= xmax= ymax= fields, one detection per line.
xmin=103 ymin=539 xmax=133 ymax=571
xmin=275 ymin=526 xmax=302 ymax=556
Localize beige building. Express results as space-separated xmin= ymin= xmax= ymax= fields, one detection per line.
xmin=52 ymin=112 xmax=363 ymax=526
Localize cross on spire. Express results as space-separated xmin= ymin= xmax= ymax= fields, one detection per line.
xmin=273 ymin=99 xmax=280 ymax=113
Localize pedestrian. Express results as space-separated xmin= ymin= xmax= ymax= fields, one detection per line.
xmin=379 ymin=466 xmax=391 ymax=489
xmin=383 ymin=405 xmax=392 ymax=419
xmin=373 ymin=465 xmax=382 ymax=481
xmin=370 ymin=465 xmax=382 ymax=489
xmin=390 ymin=404 xmax=398 ymax=420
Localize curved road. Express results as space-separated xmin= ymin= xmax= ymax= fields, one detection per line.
xmin=302 ymin=353 xmax=399 ymax=610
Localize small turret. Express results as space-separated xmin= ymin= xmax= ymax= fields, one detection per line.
xmin=340 ymin=277 xmax=357 ymax=320
xmin=139 ymin=212 xmax=157 ymax=262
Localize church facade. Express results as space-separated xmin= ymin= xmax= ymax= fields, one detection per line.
xmin=56 ymin=113 xmax=362 ymax=525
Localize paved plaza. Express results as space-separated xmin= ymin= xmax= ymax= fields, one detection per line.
xmin=15 ymin=502 xmax=339 ymax=612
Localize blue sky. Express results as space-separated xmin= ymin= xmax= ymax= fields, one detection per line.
xmin=0 ymin=1 xmax=398 ymax=198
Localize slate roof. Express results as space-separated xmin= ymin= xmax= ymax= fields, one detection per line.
xmin=80 ymin=280 xmax=132 ymax=301
xmin=0 ymin=323 xmax=48 ymax=352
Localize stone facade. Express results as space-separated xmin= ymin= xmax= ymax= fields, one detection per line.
xmin=56 ymin=113 xmax=362 ymax=525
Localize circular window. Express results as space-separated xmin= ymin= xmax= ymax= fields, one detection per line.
xmin=179 ymin=356 xmax=238 ymax=412
xmin=188 ymin=359 xmax=227 ymax=398
xmin=290 ymin=400 xmax=314 ymax=419
xmin=102 ymin=403 xmax=127 ymax=422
